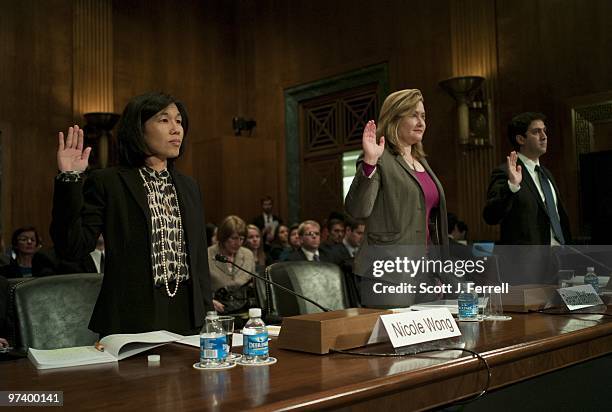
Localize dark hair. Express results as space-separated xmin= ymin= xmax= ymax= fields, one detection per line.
xmin=261 ymin=195 xmax=273 ymax=204
xmin=344 ymin=216 xmax=364 ymax=231
xmin=117 ymin=92 xmax=189 ymax=167
xmin=327 ymin=218 xmax=345 ymax=232
xmin=12 ymin=226 xmax=41 ymax=249
xmin=507 ymin=112 xmax=546 ymax=151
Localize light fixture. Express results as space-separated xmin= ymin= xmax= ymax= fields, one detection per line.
xmin=84 ymin=112 xmax=120 ymax=168
xmin=439 ymin=76 xmax=489 ymax=146
xmin=232 ymin=117 xmax=256 ymax=136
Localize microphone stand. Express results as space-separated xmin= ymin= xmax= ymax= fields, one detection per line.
xmin=214 ymin=254 xmax=331 ymax=312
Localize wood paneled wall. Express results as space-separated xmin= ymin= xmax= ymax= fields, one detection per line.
xmin=1 ymin=0 xmax=611 ymax=247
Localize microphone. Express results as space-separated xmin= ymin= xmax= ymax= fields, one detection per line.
xmin=214 ymin=254 xmax=331 ymax=312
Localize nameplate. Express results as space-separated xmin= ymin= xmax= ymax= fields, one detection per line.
xmin=557 ymin=285 xmax=603 ymax=310
xmin=368 ymin=308 xmax=460 ymax=348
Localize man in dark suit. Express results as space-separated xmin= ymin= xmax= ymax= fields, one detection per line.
xmin=483 ymin=112 xmax=571 ymax=283
xmin=286 ymin=220 xmax=338 ymax=263
xmin=251 ymin=196 xmax=282 ymax=247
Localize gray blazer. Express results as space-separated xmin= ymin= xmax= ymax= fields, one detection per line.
xmin=345 ymin=149 xmax=449 ymax=276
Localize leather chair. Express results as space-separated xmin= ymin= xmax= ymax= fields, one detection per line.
xmin=265 ymin=261 xmax=350 ymax=317
xmin=13 ymin=273 xmax=102 ymax=350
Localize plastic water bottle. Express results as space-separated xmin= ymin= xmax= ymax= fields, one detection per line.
xmin=584 ymin=267 xmax=599 ymax=294
xmin=458 ymin=282 xmax=478 ymax=321
xmin=200 ymin=313 xmax=228 ymax=366
xmin=242 ymin=308 xmax=269 ymax=363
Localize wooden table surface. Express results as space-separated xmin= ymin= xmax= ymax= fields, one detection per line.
xmin=2 ymin=307 xmax=612 ymax=411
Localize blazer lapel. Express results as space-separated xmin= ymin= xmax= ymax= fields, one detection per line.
xmin=118 ymin=167 xmax=152 ymax=233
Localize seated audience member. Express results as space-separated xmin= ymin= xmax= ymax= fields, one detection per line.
xmin=269 ymin=224 xmax=290 ymax=262
xmin=323 ymin=218 xmax=346 ymax=248
xmin=0 ymin=227 xmax=47 ymax=278
xmin=245 ymin=224 xmax=271 ymax=273
xmin=328 ymin=217 xmax=365 ymax=307
xmin=286 ymin=220 xmax=338 ymax=263
xmin=208 ymin=216 xmax=256 ymax=314
xmin=279 ymin=224 xmax=301 ymax=261
xmin=330 ymin=217 xmax=365 ymax=262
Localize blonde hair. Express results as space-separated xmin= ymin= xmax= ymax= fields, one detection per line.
xmin=246 ymin=224 xmax=266 ymax=264
xmin=377 ymin=89 xmax=426 ymax=159
xmin=298 ymin=220 xmax=320 ymax=236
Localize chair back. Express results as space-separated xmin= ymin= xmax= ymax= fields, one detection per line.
xmin=266 ymin=261 xmax=349 ymax=317
xmin=14 ymin=273 xmax=102 ymax=350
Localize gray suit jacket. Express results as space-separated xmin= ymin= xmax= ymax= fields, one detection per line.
xmin=345 ymin=149 xmax=449 ymax=276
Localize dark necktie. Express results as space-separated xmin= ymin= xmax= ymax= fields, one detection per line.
xmin=99 ymin=252 xmax=105 ymax=273
xmin=535 ymin=165 xmax=565 ymax=244
xmin=313 ymin=254 xmax=320 ymax=262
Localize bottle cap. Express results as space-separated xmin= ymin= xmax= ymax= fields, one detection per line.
xmin=148 ymin=354 xmax=160 ymax=363
xmin=206 ymin=311 xmax=217 ymax=317
xmin=249 ymin=308 xmax=262 ymax=318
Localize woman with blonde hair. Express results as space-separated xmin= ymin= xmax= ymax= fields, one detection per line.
xmin=245 ymin=224 xmax=270 ymax=273
xmin=345 ymin=89 xmax=449 ymax=305
xmin=208 ymin=215 xmax=256 ymax=313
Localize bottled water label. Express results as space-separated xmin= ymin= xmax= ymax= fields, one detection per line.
xmin=244 ymin=332 xmax=268 ymax=357
xmin=200 ymin=334 xmax=227 ymax=361
xmin=458 ymin=294 xmax=478 ymax=320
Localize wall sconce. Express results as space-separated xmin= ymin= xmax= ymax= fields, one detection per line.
xmin=84 ymin=112 xmax=120 ymax=168
xmin=439 ymin=76 xmax=489 ymax=146
xmin=232 ymin=117 xmax=256 ymax=136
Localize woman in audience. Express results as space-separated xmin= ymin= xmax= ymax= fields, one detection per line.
xmin=207 ymin=216 xmax=256 ymax=314
xmin=51 ymin=92 xmax=213 ymax=336
xmin=278 ymin=224 xmax=302 ymax=261
xmin=0 ymin=227 xmax=42 ymax=278
xmin=345 ymin=89 xmax=450 ymax=305
xmin=269 ymin=224 xmax=290 ymax=262
xmin=245 ymin=224 xmax=270 ymax=273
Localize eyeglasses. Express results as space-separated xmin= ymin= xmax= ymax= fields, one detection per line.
xmin=17 ymin=237 xmax=36 ymax=243
xmin=228 ymin=235 xmax=245 ymax=242
xmin=303 ymin=231 xmax=320 ymax=238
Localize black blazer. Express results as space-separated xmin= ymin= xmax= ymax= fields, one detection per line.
xmin=483 ymin=159 xmax=571 ymax=245
xmin=51 ymin=167 xmax=213 ymax=335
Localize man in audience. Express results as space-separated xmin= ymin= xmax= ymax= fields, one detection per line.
xmin=251 ymin=196 xmax=282 ymax=246
xmin=322 ymin=218 xmax=346 ymax=248
xmin=286 ymin=220 xmax=337 ymax=263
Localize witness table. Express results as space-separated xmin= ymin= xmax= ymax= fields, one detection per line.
xmin=2 ymin=308 xmax=612 ymax=411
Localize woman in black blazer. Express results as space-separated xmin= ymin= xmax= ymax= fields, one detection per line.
xmin=51 ymin=92 xmax=213 ymax=336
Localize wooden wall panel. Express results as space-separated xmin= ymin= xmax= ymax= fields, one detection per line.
xmin=2 ymin=0 xmax=612 ymax=248
xmin=235 ymin=0 xmax=456 ymax=224
xmin=449 ymin=0 xmax=499 ymax=241
xmin=0 ymin=0 xmax=73 ymax=247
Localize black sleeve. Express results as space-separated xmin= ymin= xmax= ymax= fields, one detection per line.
xmin=50 ymin=172 xmax=105 ymax=261
xmin=483 ymin=166 xmax=516 ymax=226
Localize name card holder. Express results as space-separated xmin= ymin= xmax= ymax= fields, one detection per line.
xmin=368 ymin=308 xmax=461 ymax=349
xmin=557 ymin=285 xmax=604 ymax=311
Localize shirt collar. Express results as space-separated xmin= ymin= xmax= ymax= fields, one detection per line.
xmin=301 ymin=247 xmax=318 ymax=261
xmin=140 ymin=166 xmax=170 ymax=182
xmin=517 ymin=152 xmax=540 ymax=174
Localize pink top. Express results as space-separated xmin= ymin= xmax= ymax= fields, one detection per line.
xmin=414 ymin=170 xmax=440 ymax=244
xmin=361 ymin=162 xmax=440 ymax=244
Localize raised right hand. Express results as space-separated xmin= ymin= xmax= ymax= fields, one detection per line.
xmin=507 ymin=151 xmax=522 ymax=186
xmin=57 ymin=125 xmax=91 ymax=172
xmin=362 ymin=120 xmax=385 ymax=165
